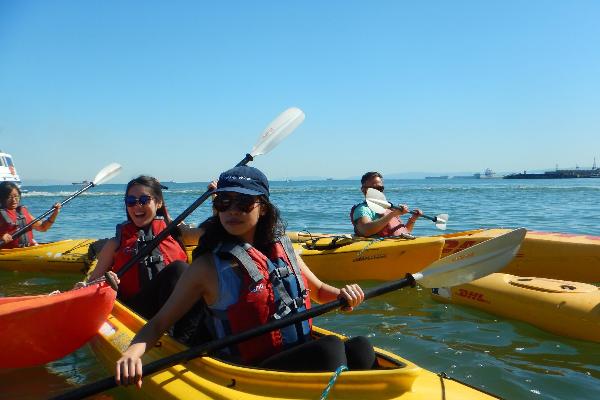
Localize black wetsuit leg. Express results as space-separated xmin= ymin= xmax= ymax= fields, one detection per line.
xmin=259 ymin=335 xmax=347 ymax=372
xmin=258 ymin=335 xmax=377 ymax=372
xmin=344 ymin=336 xmax=378 ymax=370
xmin=121 ymin=260 xmax=213 ymax=345
xmin=122 ymin=260 xmax=188 ymax=319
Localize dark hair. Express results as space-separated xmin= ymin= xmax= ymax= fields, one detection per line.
xmin=124 ymin=176 xmax=183 ymax=244
xmin=0 ymin=182 xmax=21 ymax=208
xmin=193 ymin=195 xmax=286 ymax=258
xmin=361 ymin=171 xmax=382 ymax=186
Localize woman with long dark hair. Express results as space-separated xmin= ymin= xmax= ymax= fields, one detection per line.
xmin=86 ymin=176 xmax=201 ymax=338
xmin=0 ymin=181 xmax=61 ymax=248
xmin=115 ymin=166 xmax=377 ymax=388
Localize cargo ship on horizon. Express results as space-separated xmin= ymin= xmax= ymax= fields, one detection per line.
xmin=504 ymin=159 xmax=600 ymax=179
xmin=452 ymin=168 xmax=499 ymax=179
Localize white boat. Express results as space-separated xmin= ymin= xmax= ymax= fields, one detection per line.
xmin=475 ymin=168 xmax=498 ymax=179
xmin=0 ymin=151 xmax=22 ymax=187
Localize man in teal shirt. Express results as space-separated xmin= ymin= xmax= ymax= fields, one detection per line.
xmin=351 ymin=172 xmax=421 ymax=237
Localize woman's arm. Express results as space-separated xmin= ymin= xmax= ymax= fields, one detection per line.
xmin=86 ymin=238 xmax=119 ymax=282
xmin=297 ymin=254 xmax=364 ymax=310
xmin=115 ymin=254 xmax=216 ymax=387
xmin=32 ymin=203 xmax=62 ymax=232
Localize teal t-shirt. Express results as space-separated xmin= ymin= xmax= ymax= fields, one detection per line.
xmin=351 ymin=201 xmax=380 ymax=222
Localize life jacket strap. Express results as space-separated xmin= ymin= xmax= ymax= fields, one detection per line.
xmin=279 ymin=235 xmax=307 ymax=295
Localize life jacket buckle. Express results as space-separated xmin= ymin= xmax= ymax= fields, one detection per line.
xmin=141 ymin=254 xmax=163 ymax=267
xmin=269 ymin=266 xmax=290 ymax=281
xmin=290 ymin=297 xmax=304 ymax=310
xmin=273 ymin=303 xmax=292 ymax=320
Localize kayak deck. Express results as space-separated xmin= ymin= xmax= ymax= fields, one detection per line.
xmin=289 ymin=233 xmax=445 ymax=281
xmin=0 ymin=238 xmax=97 ymax=273
xmin=431 ymin=273 xmax=600 ymax=343
xmin=439 ymin=229 xmax=600 ymax=283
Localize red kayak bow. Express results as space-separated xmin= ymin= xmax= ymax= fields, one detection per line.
xmin=0 ymin=283 xmax=116 ymax=368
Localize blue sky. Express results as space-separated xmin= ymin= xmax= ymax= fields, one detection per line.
xmin=1 ymin=1 xmax=599 ymax=183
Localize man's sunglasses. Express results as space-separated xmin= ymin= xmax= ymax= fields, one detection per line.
xmin=213 ymin=194 xmax=261 ymax=213
xmin=125 ymin=195 xmax=153 ymax=207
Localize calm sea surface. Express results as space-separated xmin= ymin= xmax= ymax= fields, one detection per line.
xmin=1 ymin=178 xmax=599 ymax=399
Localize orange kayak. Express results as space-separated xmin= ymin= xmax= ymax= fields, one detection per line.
xmin=0 ymin=283 xmax=116 ymax=368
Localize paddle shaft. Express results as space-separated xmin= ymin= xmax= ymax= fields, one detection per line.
xmin=0 ymin=182 xmax=95 ymax=248
xmin=51 ymin=274 xmax=416 ymax=400
xmin=113 ymin=154 xmax=253 ymax=279
xmin=389 ymin=204 xmax=438 ymax=222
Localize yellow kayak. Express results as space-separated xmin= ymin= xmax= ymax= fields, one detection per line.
xmin=287 ymin=229 xmax=600 ymax=283
xmin=288 ymin=232 xmax=445 ymax=281
xmin=89 ymin=301 xmax=498 ymax=399
xmin=0 ymin=239 xmax=96 ymax=273
xmin=440 ymin=229 xmax=600 ymax=283
xmin=431 ymin=273 xmax=600 ymax=343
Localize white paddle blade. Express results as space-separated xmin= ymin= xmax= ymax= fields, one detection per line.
xmin=435 ymin=213 xmax=449 ymax=230
xmin=365 ymin=188 xmax=392 ymax=214
xmin=250 ymin=107 xmax=305 ymax=157
xmin=365 ymin=187 xmax=388 ymax=202
xmin=92 ymin=163 xmax=122 ymax=185
xmin=413 ymin=228 xmax=526 ymax=288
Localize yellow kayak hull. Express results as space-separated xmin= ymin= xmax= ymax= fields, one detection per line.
xmin=431 ymin=273 xmax=600 ymax=343
xmin=286 ymin=229 xmax=600 ymax=283
xmin=288 ymin=233 xmax=445 ymax=281
xmin=440 ymin=229 xmax=600 ymax=283
xmin=89 ymin=301 xmax=497 ymax=399
xmin=0 ymin=239 xmax=96 ymax=273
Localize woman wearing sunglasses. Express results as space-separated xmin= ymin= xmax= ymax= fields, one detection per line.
xmin=0 ymin=181 xmax=62 ymax=248
xmin=86 ymin=176 xmax=203 ymax=340
xmin=116 ymin=166 xmax=377 ymax=388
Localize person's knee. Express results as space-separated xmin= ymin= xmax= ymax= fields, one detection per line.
xmin=313 ymin=336 xmax=347 ymax=370
xmin=344 ymin=336 xmax=377 ymax=370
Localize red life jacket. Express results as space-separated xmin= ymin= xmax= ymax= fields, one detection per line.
xmin=112 ymin=217 xmax=188 ymax=300
xmin=0 ymin=206 xmax=35 ymax=248
xmin=211 ymin=236 xmax=312 ymax=364
xmin=350 ymin=203 xmax=408 ymax=237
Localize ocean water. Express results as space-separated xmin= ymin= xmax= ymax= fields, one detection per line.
xmin=1 ymin=178 xmax=599 ymax=399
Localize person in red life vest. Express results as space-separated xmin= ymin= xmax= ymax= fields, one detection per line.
xmin=350 ymin=171 xmax=422 ymax=237
xmin=0 ymin=181 xmax=62 ymax=248
xmin=85 ymin=176 xmax=205 ymax=340
xmin=116 ymin=166 xmax=377 ymax=388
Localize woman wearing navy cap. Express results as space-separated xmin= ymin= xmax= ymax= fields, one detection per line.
xmin=116 ymin=166 xmax=376 ymax=388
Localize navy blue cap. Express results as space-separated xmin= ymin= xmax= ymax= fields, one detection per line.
xmin=214 ymin=166 xmax=269 ymax=198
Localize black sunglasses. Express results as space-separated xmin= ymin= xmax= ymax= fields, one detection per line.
xmin=125 ymin=195 xmax=153 ymax=207
xmin=213 ymin=194 xmax=261 ymax=213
